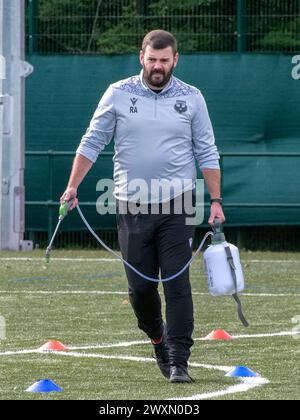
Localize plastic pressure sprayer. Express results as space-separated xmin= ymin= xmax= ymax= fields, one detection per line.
xmin=46 ymin=200 xmax=249 ymax=327
xmin=203 ymin=220 xmax=249 ymax=327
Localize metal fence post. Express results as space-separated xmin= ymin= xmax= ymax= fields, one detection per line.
xmin=237 ymin=0 xmax=247 ymax=53
xmin=28 ymin=0 xmax=38 ymax=54
xmin=47 ymin=150 xmax=54 ymax=243
xmin=219 ymin=152 xmax=224 ymax=196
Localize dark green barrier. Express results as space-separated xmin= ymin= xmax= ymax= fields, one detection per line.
xmin=25 ymin=54 xmax=300 ymax=236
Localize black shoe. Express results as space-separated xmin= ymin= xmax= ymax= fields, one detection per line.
xmin=152 ymin=334 xmax=170 ymax=379
xmin=170 ymin=366 xmax=194 ymax=383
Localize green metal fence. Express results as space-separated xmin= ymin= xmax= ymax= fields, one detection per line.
xmin=26 ymin=0 xmax=300 ymax=54
xmin=25 ymin=150 xmax=300 ymax=251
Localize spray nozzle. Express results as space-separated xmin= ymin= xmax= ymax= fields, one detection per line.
xmin=45 ymin=248 xmax=51 ymax=264
xmin=45 ymin=199 xmax=75 ymax=263
xmin=211 ymin=218 xmax=226 ymax=244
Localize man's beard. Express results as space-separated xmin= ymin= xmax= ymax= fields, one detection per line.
xmin=143 ymin=65 xmax=174 ymax=89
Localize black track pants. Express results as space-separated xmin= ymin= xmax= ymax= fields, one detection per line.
xmin=117 ymin=193 xmax=196 ymax=368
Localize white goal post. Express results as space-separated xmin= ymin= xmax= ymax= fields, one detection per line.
xmin=0 ymin=0 xmax=33 ymax=250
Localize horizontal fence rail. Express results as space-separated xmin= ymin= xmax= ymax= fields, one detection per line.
xmin=26 ymin=0 xmax=300 ymax=54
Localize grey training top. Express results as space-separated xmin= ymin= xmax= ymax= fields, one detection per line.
xmin=77 ymin=71 xmax=220 ymax=204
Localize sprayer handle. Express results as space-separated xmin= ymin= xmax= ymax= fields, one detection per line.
xmin=59 ymin=199 xmax=74 ymax=219
xmin=210 ymin=218 xmax=223 ymax=235
xmin=213 ymin=218 xmax=223 ymax=228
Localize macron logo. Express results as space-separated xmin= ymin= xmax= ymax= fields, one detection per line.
xmin=130 ymin=97 xmax=138 ymax=114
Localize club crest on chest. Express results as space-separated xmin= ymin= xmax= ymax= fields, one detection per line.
xmin=174 ymin=100 xmax=187 ymax=114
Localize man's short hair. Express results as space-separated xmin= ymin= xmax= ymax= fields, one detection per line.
xmin=142 ymin=30 xmax=178 ymax=54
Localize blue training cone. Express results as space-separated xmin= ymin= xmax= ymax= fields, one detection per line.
xmin=225 ymin=366 xmax=261 ymax=378
xmin=25 ymin=379 xmax=63 ymax=393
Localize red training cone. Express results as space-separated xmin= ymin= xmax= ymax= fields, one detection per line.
xmin=38 ymin=340 xmax=68 ymax=352
xmin=204 ymin=329 xmax=234 ymax=341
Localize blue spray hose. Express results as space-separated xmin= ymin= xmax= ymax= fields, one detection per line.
xmin=45 ymin=201 xmax=213 ymax=283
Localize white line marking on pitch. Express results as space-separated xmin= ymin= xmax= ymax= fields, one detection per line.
xmin=195 ymin=330 xmax=300 ymax=341
xmin=68 ymin=331 xmax=300 ymax=350
xmin=0 ymin=291 xmax=129 ymax=295
xmin=68 ymin=340 xmax=149 ymax=350
xmin=168 ymin=377 xmax=269 ymax=400
xmin=244 ymin=260 xmax=300 ymax=263
xmin=40 ymin=353 xmax=270 ymax=400
xmin=68 ymin=330 xmax=300 ymax=350
xmin=0 ymin=349 xmax=42 ymax=356
xmin=242 ymin=293 xmax=300 ymax=297
xmin=223 ymin=331 xmax=300 ymax=340
xmin=0 ymin=331 xmax=298 ymax=356
xmin=1 ymin=257 xmax=300 ymax=264
xmin=1 ymin=290 xmax=300 ymax=297
xmin=0 ymin=257 xmax=121 ymax=262
xmin=4 ymin=350 xmax=269 ymax=400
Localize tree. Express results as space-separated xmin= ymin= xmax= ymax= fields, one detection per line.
xmin=28 ymin=0 xmax=300 ymax=54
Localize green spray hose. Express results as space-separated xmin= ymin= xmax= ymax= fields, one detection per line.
xmin=45 ymin=200 xmax=213 ymax=282
xmin=44 ymin=203 xmax=248 ymax=326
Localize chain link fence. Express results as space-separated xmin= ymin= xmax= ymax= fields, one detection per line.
xmin=26 ymin=0 xmax=300 ymax=54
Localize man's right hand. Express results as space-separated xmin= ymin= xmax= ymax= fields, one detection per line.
xmin=60 ymin=187 xmax=78 ymax=211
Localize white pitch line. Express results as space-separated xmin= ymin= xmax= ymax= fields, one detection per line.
xmin=244 ymin=260 xmax=300 ymax=264
xmin=68 ymin=340 xmax=149 ymax=350
xmin=0 ymin=257 xmax=121 ymax=262
xmin=0 ymin=349 xmax=42 ymax=356
xmin=230 ymin=331 xmax=300 ymax=340
xmin=189 ymin=362 xmax=231 ymax=372
xmin=69 ymin=330 xmax=300 ymax=350
xmin=195 ymin=292 xmax=300 ymax=297
xmin=11 ymin=350 xmax=269 ymax=401
xmin=0 ymin=330 xmax=297 ymax=357
xmin=195 ymin=330 xmax=300 ymax=342
xmin=1 ymin=257 xmax=300 ymax=264
xmin=48 ymin=351 xmax=156 ymax=364
xmin=1 ymin=290 xmax=300 ymax=298
xmin=242 ymin=293 xmax=300 ymax=297
xmin=0 ymin=291 xmax=128 ymax=295
xmin=168 ymin=377 xmax=269 ymax=401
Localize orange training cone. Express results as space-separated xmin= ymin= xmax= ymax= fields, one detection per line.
xmin=38 ymin=340 xmax=69 ymax=352
xmin=204 ymin=329 xmax=234 ymax=341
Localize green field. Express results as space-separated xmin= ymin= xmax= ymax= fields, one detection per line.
xmin=0 ymin=250 xmax=299 ymax=400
